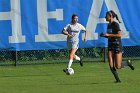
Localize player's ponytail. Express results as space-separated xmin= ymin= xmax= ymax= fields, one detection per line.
xmin=108 ymin=10 xmax=121 ymax=23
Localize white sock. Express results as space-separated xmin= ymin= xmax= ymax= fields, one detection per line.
xmin=68 ymin=59 xmax=73 ymax=68
xmin=75 ymin=55 xmax=80 ymax=61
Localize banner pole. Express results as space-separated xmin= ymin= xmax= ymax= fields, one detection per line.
xmin=14 ymin=51 xmax=18 ymax=66
xmin=104 ymin=47 xmax=107 ymax=63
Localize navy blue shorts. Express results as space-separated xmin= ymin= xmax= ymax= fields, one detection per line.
xmin=108 ymin=46 xmax=123 ymax=54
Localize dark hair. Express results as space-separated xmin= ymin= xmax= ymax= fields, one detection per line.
xmin=107 ymin=10 xmax=121 ymax=23
xmin=72 ymin=14 xmax=78 ymax=19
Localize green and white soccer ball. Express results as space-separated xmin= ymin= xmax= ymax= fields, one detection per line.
xmin=66 ymin=68 xmax=74 ymax=75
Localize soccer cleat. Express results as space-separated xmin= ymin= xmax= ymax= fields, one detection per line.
xmin=63 ymin=68 xmax=68 ymax=73
xmin=79 ymin=58 xmax=83 ymax=66
xmin=63 ymin=69 xmax=66 ymax=72
xmin=115 ymin=80 xmax=121 ymax=83
xmin=127 ymin=60 xmax=135 ymax=70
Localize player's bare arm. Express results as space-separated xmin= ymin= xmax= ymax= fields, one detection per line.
xmin=83 ymin=29 xmax=88 ymax=42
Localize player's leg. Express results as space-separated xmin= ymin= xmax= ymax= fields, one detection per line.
xmin=67 ymin=48 xmax=77 ymax=68
xmin=115 ymin=52 xmax=130 ymax=69
xmin=73 ymin=54 xmax=83 ymax=66
xmin=115 ymin=52 xmax=122 ymax=69
xmin=108 ymin=51 xmax=114 ymax=68
xmin=63 ymin=48 xmax=77 ymax=73
xmin=115 ymin=50 xmax=135 ymax=70
xmin=108 ymin=51 xmax=121 ymax=83
xmin=114 ymin=47 xmax=127 ymax=69
xmin=126 ymin=60 xmax=135 ymax=70
xmin=73 ymin=41 xmax=83 ymax=66
xmin=63 ymin=42 xmax=73 ymax=72
xmin=74 ymin=54 xmax=80 ymax=61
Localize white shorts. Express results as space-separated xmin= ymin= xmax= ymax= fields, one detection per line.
xmin=67 ymin=41 xmax=79 ymax=50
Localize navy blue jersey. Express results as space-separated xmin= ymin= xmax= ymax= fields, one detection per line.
xmin=107 ymin=21 xmax=122 ymax=53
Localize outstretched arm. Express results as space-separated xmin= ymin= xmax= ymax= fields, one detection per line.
xmin=100 ymin=31 xmax=122 ymax=38
xmin=83 ymin=29 xmax=88 ymax=42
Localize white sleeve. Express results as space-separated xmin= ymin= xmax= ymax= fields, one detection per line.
xmin=63 ymin=24 xmax=70 ymax=31
xmin=79 ymin=24 xmax=86 ymax=31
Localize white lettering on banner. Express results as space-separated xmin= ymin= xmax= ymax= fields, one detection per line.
xmin=0 ymin=0 xmax=26 ymax=43
xmin=105 ymin=0 xmax=129 ymax=38
xmin=0 ymin=0 xmax=129 ymax=43
xmin=85 ymin=0 xmax=129 ymax=40
xmin=35 ymin=0 xmax=65 ymax=42
xmin=85 ymin=0 xmax=105 ymax=40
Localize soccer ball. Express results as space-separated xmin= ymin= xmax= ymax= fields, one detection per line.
xmin=66 ymin=68 xmax=74 ymax=75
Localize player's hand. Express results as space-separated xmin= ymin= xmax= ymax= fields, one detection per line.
xmin=103 ymin=33 xmax=109 ymax=37
xmin=100 ymin=32 xmax=104 ymax=37
xmin=83 ymin=37 xmax=87 ymax=42
xmin=67 ymin=34 xmax=73 ymax=38
xmin=100 ymin=33 xmax=109 ymax=38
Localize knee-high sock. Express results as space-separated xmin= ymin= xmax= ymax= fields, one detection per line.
xmin=110 ymin=67 xmax=120 ymax=81
xmin=68 ymin=59 xmax=73 ymax=68
xmin=75 ymin=55 xmax=80 ymax=61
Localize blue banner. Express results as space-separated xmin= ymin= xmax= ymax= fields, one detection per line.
xmin=0 ymin=0 xmax=140 ymax=51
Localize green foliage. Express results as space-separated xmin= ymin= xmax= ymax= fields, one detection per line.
xmin=0 ymin=46 xmax=140 ymax=65
xmin=0 ymin=48 xmax=105 ymax=61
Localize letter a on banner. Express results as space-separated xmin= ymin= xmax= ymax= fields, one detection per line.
xmin=85 ymin=0 xmax=129 ymax=41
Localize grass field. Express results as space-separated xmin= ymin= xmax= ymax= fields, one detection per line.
xmin=0 ymin=61 xmax=139 ymax=93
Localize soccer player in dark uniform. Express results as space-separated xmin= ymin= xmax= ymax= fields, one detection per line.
xmin=100 ymin=10 xmax=135 ymax=83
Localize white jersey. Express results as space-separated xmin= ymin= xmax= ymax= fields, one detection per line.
xmin=63 ymin=23 xmax=86 ymax=42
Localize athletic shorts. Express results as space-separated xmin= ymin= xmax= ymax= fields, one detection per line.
xmin=67 ymin=41 xmax=79 ymax=50
xmin=108 ymin=46 xmax=123 ymax=54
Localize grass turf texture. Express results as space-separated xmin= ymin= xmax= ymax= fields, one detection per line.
xmin=0 ymin=61 xmax=139 ymax=93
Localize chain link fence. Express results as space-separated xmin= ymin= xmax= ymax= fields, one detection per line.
xmin=0 ymin=46 xmax=139 ymax=66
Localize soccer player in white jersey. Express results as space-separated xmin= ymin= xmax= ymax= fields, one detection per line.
xmin=62 ymin=14 xmax=88 ymax=72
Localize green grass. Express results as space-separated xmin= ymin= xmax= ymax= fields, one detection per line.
xmin=0 ymin=61 xmax=139 ymax=93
